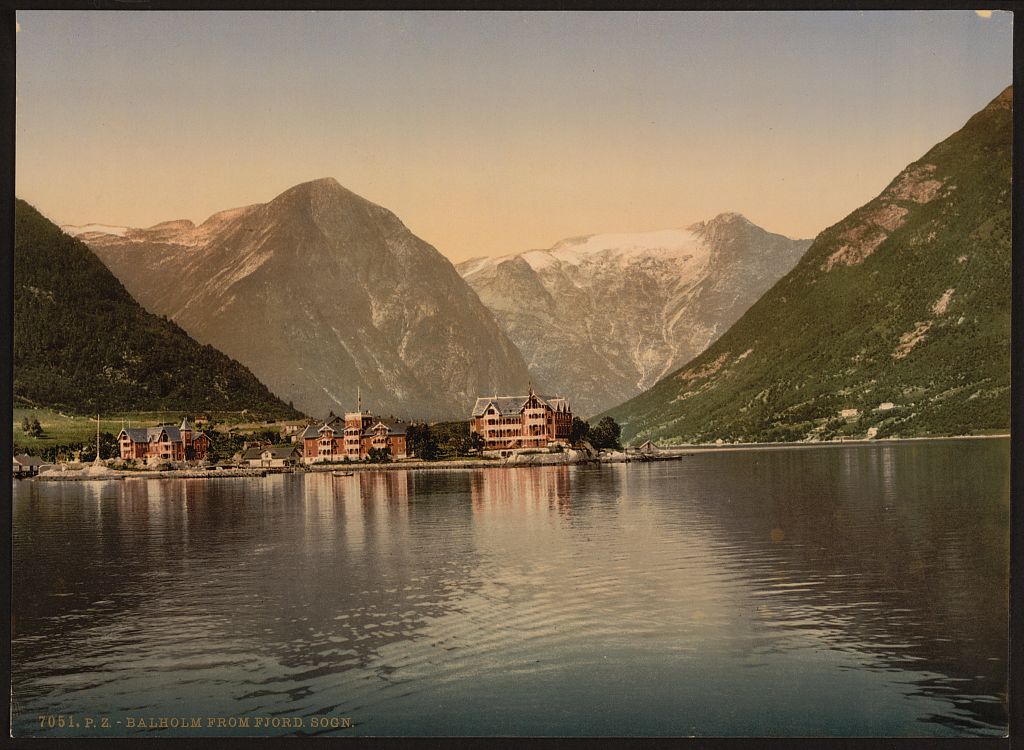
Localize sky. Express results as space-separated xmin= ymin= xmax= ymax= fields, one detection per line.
xmin=15 ymin=10 xmax=1013 ymax=261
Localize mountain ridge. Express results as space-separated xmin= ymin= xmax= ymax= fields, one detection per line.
xmin=458 ymin=213 xmax=810 ymax=416
xmin=14 ymin=199 xmax=301 ymax=419
xmin=79 ymin=178 xmax=534 ymax=421
xmin=602 ymin=85 xmax=1012 ymax=443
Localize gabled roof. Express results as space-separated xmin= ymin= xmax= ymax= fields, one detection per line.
xmin=362 ymin=418 xmax=407 ymax=437
xmin=263 ymin=444 xmax=300 ymax=458
xmin=120 ymin=427 xmax=150 ymax=442
xmin=300 ymin=425 xmax=321 ymax=439
xmin=242 ymin=444 xmax=299 ymax=460
xmin=471 ymin=396 xmax=527 ymax=417
xmin=471 ymin=394 xmax=571 ymax=417
xmin=545 ymin=397 xmax=571 ymax=413
xmin=180 ymin=417 xmax=194 ymax=431
xmin=13 ymin=454 xmax=46 ymax=466
xmin=119 ymin=425 xmax=185 ymax=443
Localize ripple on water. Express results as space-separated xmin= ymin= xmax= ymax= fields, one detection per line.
xmin=10 ymin=445 xmax=1010 ymax=737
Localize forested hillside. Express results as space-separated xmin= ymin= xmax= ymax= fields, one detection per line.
xmin=14 ymin=199 xmax=302 ymax=419
xmin=604 ymin=86 xmax=1011 ymax=444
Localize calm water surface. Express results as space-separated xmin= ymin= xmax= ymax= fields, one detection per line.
xmin=11 ymin=440 xmax=1009 ymax=736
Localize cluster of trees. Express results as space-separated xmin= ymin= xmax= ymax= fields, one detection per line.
xmin=570 ymin=416 xmax=622 ymax=450
xmin=79 ymin=432 xmax=120 ymax=462
xmin=366 ymin=446 xmax=391 ymax=463
xmin=19 ymin=432 xmax=120 ymax=463
xmin=19 ymin=415 xmax=43 ymax=438
xmin=406 ymin=421 xmax=484 ymax=460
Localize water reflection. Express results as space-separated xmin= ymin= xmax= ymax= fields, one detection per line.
xmin=11 ymin=441 xmax=1009 ymax=737
xmin=625 ymin=441 xmax=1008 ymax=734
xmin=469 ymin=466 xmax=576 ymax=519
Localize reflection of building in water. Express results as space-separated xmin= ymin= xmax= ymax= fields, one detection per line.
xmin=470 ymin=466 xmax=573 ymax=517
xmin=362 ymin=471 xmax=410 ymax=506
xmin=320 ymin=471 xmax=413 ymax=551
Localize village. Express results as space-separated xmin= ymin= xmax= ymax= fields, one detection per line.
xmin=13 ymin=387 xmax=664 ymax=480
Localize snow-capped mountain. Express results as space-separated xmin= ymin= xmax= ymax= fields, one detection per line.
xmin=78 ymin=178 xmax=533 ymax=420
xmin=61 ymin=223 xmax=130 ymax=238
xmin=458 ymin=214 xmax=810 ymax=416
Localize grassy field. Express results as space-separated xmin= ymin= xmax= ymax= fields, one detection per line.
xmin=12 ymin=407 xmax=306 ymax=452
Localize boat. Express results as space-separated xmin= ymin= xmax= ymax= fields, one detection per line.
xmin=332 ymin=471 xmax=355 ymax=477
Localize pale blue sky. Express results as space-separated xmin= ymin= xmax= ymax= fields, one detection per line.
xmin=16 ymin=10 xmax=1013 ymax=260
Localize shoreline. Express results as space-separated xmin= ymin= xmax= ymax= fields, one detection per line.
xmin=649 ymin=433 xmax=1010 ymax=455
xmin=25 ymin=433 xmax=1009 ymax=481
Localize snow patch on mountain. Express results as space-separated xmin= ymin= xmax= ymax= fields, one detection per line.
xmin=458 ymin=214 xmax=810 ymax=416
xmin=62 ymin=223 xmax=129 ymax=237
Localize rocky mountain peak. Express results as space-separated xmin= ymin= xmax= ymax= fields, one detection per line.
xmin=687 ymin=212 xmax=751 ymax=234
xmin=146 ymin=219 xmax=196 ymax=232
xmin=265 ymin=177 xmax=402 ymax=238
xmin=79 ymin=179 xmax=533 ymax=420
xmin=270 ymin=176 xmax=361 ymax=210
xmin=459 ymin=216 xmax=809 ymax=415
xmin=986 ymin=85 xmax=1012 ymax=111
xmin=709 ymin=211 xmax=751 ymax=226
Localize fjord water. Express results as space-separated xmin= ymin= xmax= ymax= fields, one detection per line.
xmin=12 ymin=440 xmax=1008 ymax=737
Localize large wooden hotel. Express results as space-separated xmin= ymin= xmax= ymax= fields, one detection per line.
xmin=470 ymin=387 xmax=572 ymax=452
xmin=300 ymin=411 xmax=408 ymax=463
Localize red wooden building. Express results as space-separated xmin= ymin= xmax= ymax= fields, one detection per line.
xmin=470 ymin=386 xmax=572 ymax=452
xmin=117 ymin=418 xmax=211 ymax=462
xmin=300 ymin=412 xmax=408 ymax=463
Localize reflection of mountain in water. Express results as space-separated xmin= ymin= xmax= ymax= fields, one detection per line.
xmin=623 ymin=441 xmax=1008 ymax=734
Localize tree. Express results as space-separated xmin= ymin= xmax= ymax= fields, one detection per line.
xmin=80 ymin=431 xmax=119 ymax=462
xmin=589 ymin=416 xmax=622 ymax=450
xmin=442 ymin=433 xmax=470 ymax=458
xmin=407 ymin=423 xmax=439 ymax=461
xmin=367 ymin=446 xmax=391 ymax=463
xmin=252 ymin=428 xmax=281 ymax=445
xmin=20 ymin=416 xmax=30 ymax=433
xmin=470 ymin=431 xmax=485 ymax=453
xmin=570 ymin=417 xmax=591 ymax=445
xmin=29 ymin=416 xmax=43 ymax=438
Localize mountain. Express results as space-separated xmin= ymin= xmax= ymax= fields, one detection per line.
xmin=76 ymin=178 xmax=533 ymax=421
xmin=602 ymin=86 xmax=1012 ymax=444
xmin=14 ymin=199 xmax=300 ymax=419
xmin=457 ymin=216 xmax=810 ymax=416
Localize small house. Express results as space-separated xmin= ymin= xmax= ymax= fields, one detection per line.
xmin=12 ymin=454 xmax=52 ymax=476
xmin=637 ymin=440 xmax=661 ymax=455
xmin=242 ymin=444 xmax=302 ymax=468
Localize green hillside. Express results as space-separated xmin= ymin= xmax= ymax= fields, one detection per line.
xmin=14 ymin=199 xmax=302 ymax=420
xmin=603 ymin=86 xmax=1011 ymax=444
